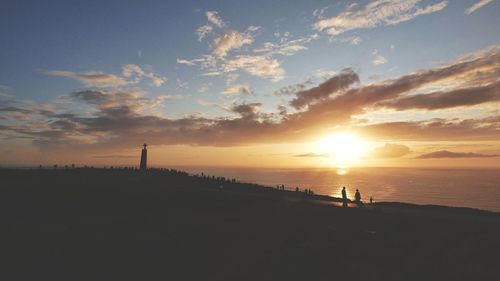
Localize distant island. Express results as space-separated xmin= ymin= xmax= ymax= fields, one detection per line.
xmin=1 ymin=167 xmax=499 ymax=280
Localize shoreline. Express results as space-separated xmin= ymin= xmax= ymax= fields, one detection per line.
xmin=1 ymin=167 xmax=498 ymax=215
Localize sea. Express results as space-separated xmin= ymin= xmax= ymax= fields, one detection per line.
xmin=179 ymin=166 xmax=500 ymax=212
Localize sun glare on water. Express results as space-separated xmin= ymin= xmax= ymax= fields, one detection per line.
xmin=316 ymin=133 xmax=368 ymax=169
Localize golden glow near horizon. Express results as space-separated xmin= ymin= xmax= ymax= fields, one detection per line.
xmin=315 ymin=133 xmax=369 ymax=168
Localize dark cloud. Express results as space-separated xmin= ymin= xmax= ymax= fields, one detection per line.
xmin=378 ymin=81 xmax=500 ymax=110
xmin=50 ymin=120 xmax=78 ymax=131
xmin=70 ymin=90 xmax=109 ymax=104
xmin=0 ymin=106 xmax=36 ymax=115
xmin=289 ymin=68 xmax=359 ymax=109
xmin=272 ymin=79 xmax=313 ymax=96
xmin=281 ymin=49 xmax=499 ymax=130
xmin=417 ymin=150 xmax=499 ymax=159
xmin=370 ymin=143 xmax=411 ymax=158
xmin=231 ymin=103 xmax=262 ymax=119
xmin=68 ymin=90 xmax=158 ymax=113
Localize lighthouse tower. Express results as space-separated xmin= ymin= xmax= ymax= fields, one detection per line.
xmin=139 ymin=143 xmax=147 ymax=170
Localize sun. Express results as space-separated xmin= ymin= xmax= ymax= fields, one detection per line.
xmin=316 ymin=133 xmax=368 ymax=168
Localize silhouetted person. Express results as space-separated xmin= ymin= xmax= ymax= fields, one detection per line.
xmin=370 ymin=196 xmax=373 ymax=204
xmin=354 ymin=189 xmax=362 ymax=205
xmin=341 ymin=186 xmax=348 ymax=207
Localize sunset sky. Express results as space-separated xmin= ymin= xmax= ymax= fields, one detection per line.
xmin=1 ymin=0 xmax=499 ymax=168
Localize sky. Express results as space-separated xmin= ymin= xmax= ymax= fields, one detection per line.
xmin=0 ymin=0 xmax=499 ymax=168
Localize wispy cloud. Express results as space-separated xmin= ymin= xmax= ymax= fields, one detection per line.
xmin=254 ymin=34 xmax=318 ymax=56
xmin=212 ymin=30 xmax=254 ymax=58
xmin=196 ymin=11 xmax=225 ymax=41
xmin=206 ymin=11 xmax=225 ymax=28
xmin=314 ymin=0 xmax=447 ymax=36
xmin=370 ymin=143 xmax=411 ymax=158
xmin=372 ymin=50 xmax=388 ymax=65
xmin=465 ymin=0 xmax=493 ymax=14
xmin=221 ymin=84 xmax=253 ymax=95
xmin=176 ymin=58 xmax=197 ymax=66
xmin=223 ymin=55 xmax=285 ymax=82
xmin=46 ymin=70 xmax=128 ymax=88
xmin=196 ymin=24 xmax=213 ymax=41
xmin=46 ymin=65 xmax=166 ymax=88
xmin=181 ymin=11 xmax=320 ymax=82
xmin=122 ymin=64 xmax=166 ymax=87
xmin=417 ymin=150 xmax=499 ymax=158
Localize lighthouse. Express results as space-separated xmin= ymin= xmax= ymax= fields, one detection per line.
xmin=139 ymin=143 xmax=147 ymax=170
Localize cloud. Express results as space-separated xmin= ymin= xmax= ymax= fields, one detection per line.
xmin=66 ymin=89 xmax=169 ymax=114
xmin=247 ymin=26 xmax=260 ymax=32
xmin=196 ymin=11 xmax=225 ymax=41
xmin=378 ymin=80 xmax=500 ymax=110
xmin=122 ymin=64 xmax=166 ymax=87
xmin=293 ymin=45 xmax=499 ymax=121
xmin=254 ymin=34 xmax=318 ymax=57
xmin=196 ymin=25 xmax=213 ymax=41
xmin=465 ymin=0 xmax=493 ymax=14
xmin=197 ymin=84 xmax=211 ymax=93
xmin=46 ymin=65 xmax=166 ymax=88
xmin=46 ymin=70 xmax=127 ymax=88
xmin=231 ymin=103 xmax=262 ymax=118
xmin=370 ymin=143 xmax=411 ymax=158
xmin=372 ymin=51 xmax=388 ymax=65
xmin=273 ymin=79 xmax=314 ymax=96
xmin=294 ymin=152 xmax=330 ymax=158
xmin=185 ymin=12 xmax=316 ymax=82
xmin=221 ymin=84 xmax=253 ymax=95
xmin=206 ymin=11 xmax=225 ymax=28
xmin=314 ymin=0 xmax=447 ymax=36
xmin=417 ymin=150 xmax=499 ymax=159
xmin=212 ymin=30 xmax=254 ymax=58
xmin=350 ymin=36 xmax=362 ymax=45
xmin=176 ymin=58 xmax=197 ymax=66
xmin=332 ymin=35 xmax=363 ymax=45
xmin=289 ymin=68 xmax=359 ymax=109
xmin=360 ymin=117 xmax=500 ymax=141
xmin=223 ymin=55 xmax=285 ymax=81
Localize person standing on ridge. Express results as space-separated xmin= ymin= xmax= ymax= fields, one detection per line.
xmin=341 ymin=186 xmax=348 ymax=207
xmin=355 ymin=189 xmax=361 ymax=203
